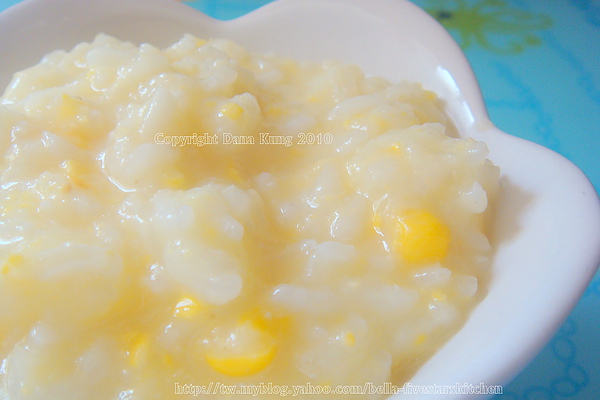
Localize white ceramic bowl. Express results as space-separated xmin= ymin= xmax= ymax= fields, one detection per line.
xmin=1 ymin=0 xmax=599 ymax=398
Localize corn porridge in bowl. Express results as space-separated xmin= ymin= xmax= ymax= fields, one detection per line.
xmin=0 ymin=30 xmax=502 ymax=399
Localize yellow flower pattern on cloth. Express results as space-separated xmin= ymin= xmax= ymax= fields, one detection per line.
xmin=426 ymin=0 xmax=553 ymax=54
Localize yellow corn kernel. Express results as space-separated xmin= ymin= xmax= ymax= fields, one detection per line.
xmin=206 ymin=346 xmax=276 ymax=377
xmin=128 ymin=333 xmax=150 ymax=366
xmin=265 ymin=106 xmax=283 ymax=117
xmin=58 ymin=95 xmax=93 ymax=147
xmin=205 ymin=318 xmax=277 ymax=376
xmin=195 ymin=38 xmax=207 ymax=47
xmin=343 ymin=331 xmax=356 ymax=347
xmin=8 ymin=254 xmax=24 ymax=266
xmin=387 ymin=143 xmax=402 ymax=153
xmin=218 ymin=102 xmax=244 ymax=120
xmin=431 ymin=290 xmax=447 ymax=302
xmin=2 ymin=254 xmax=23 ymax=275
xmin=61 ymin=159 xmax=91 ymax=189
xmin=243 ymin=310 xmax=292 ymax=335
xmin=60 ymin=181 xmax=73 ymax=194
xmin=173 ymin=296 xmax=204 ymax=319
xmin=163 ymin=354 xmax=175 ymax=369
xmin=59 ymin=94 xmax=84 ymax=121
xmin=370 ymin=113 xmax=390 ymax=132
xmin=164 ymin=170 xmax=186 ymax=189
xmin=226 ymin=163 xmax=242 ymax=185
xmin=66 ymin=126 xmax=92 ymax=149
xmin=238 ymin=309 xmax=277 ymax=332
xmin=396 ymin=209 xmax=450 ymax=264
xmin=414 ymin=333 xmax=427 ymax=346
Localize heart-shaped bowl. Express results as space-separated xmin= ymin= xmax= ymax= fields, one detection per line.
xmin=1 ymin=0 xmax=599 ymax=398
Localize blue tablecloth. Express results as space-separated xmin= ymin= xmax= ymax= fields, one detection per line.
xmin=1 ymin=0 xmax=598 ymax=398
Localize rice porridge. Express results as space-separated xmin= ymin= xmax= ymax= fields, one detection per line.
xmin=0 ymin=34 xmax=499 ymax=399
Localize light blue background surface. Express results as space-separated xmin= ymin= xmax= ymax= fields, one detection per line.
xmin=0 ymin=0 xmax=598 ymax=398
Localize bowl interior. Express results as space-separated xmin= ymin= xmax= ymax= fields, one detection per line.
xmin=1 ymin=0 xmax=599 ymax=398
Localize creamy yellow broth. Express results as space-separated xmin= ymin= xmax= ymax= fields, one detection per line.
xmin=0 ymin=34 xmax=499 ymax=399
